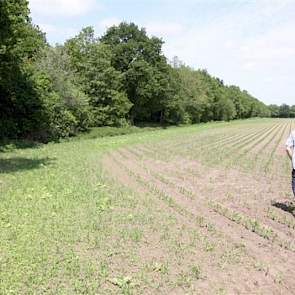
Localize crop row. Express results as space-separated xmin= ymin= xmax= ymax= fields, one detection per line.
xmin=218 ymin=123 xmax=282 ymax=169
xmin=263 ymin=121 xmax=291 ymax=174
xmin=127 ymin=145 xmax=295 ymax=240
xmin=171 ymin=124 xmax=264 ymax=155
xmin=138 ymin=122 xmax=273 ymax=164
xmin=194 ymin=123 xmax=280 ymax=168
xmin=109 ymin=153 xmax=220 ymax=241
xmin=231 ymin=121 xmax=287 ymax=172
xmin=267 ymin=207 xmax=295 ymax=230
xmin=119 ymin=142 xmax=295 ymax=251
xmin=209 ymin=202 xmax=295 ymax=252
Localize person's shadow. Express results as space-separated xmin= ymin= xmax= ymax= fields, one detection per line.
xmin=271 ymin=201 xmax=295 ymax=217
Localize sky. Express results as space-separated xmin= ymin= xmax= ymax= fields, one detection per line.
xmin=28 ymin=0 xmax=295 ymax=105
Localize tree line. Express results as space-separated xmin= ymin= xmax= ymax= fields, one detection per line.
xmin=1 ymin=0 xmax=272 ymax=141
xmin=269 ymin=104 xmax=295 ymax=118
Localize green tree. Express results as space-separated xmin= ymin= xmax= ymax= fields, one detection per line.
xmin=65 ymin=27 xmax=132 ymax=126
xmin=0 ymin=0 xmax=46 ymax=138
xmin=279 ymin=104 xmax=290 ymax=118
xmin=215 ymin=96 xmax=237 ymax=121
xmin=175 ymin=65 xmax=206 ymax=123
xmin=269 ymin=104 xmax=279 ymax=117
xmin=227 ymin=86 xmax=246 ymax=118
xmin=100 ymin=22 xmax=175 ymax=123
xmin=32 ymin=45 xmax=92 ymax=139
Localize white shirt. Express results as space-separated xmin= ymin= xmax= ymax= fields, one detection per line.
xmin=286 ymin=130 xmax=295 ymax=169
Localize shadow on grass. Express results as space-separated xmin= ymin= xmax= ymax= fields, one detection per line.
xmin=272 ymin=201 xmax=295 ymax=217
xmin=135 ymin=122 xmax=170 ymax=129
xmin=75 ymin=124 xmax=169 ymax=141
xmin=0 ymin=157 xmax=54 ymax=173
xmin=0 ymin=140 xmax=42 ymax=153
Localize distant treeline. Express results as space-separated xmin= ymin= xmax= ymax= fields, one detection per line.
xmin=1 ymin=0 xmax=271 ymax=141
xmin=268 ymin=104 xmax=295 ymax=118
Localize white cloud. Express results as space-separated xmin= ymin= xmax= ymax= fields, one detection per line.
xmin=38 ymin=24 xmax=59 ymax=34
xmin=96 ymin=17 xmax=184 ymax=39
xmin=96 ymin=19 xmax=185 ymax=39
xmin=99 ymin=17 xmax=121 ymax=29
xmin=154 ymin=1 xmax=295 ymax=105
xmin=96 ymin=17 xmax=121 ymax=32
xmin=145 ymin=21 xmax=185 ymax=37
xmin=38 ymin=23 xmax=77 ymax=44
xmin=240 ymin=22 xmax=295 ymax=65
xmin=242 ymin=61 xmax=258 ymax=71
xmin=29 ymin=0 xmax=101 ymax=17
xmin=95 ymin=17 xmax=122 ymax=36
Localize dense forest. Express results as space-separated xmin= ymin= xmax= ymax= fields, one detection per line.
xmin=0 ymin=0 xmax=277 ymax=142
xmin=269 ymin=104 xmax=295 ymax=118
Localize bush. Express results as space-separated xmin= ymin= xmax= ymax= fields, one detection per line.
xmin=30 ymin=46 xmax=93 ymax=140
xmin=50 ymin=108 xmax=78 ymax=139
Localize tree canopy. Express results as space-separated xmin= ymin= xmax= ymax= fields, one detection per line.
xmin=0 ymin=1 xmax=273 ymax=141
xmin=269 ymin=103 xmax=295 ymax=118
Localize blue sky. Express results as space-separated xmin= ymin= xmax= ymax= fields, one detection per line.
xmin=29 ymin=0 xmax=295 ymax=105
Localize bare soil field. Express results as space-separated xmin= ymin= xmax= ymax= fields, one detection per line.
xmin=2 ymin=119 xmax=295 ymax=294
xmin=102 ymin=118 xmax=295 ymax=294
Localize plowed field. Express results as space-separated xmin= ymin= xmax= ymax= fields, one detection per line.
xmin=102 ymin=118 xmax=295 ymax=294
xmin=1 ymin=119 xmax=295 ymax=294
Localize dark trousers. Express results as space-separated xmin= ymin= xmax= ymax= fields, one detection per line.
xmin=292 ymin=169 xmax=295 ymax=196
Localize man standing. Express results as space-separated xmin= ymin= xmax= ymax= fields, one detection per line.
xmin=286 ymin=130 xmax=295 ymax=197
